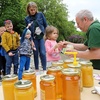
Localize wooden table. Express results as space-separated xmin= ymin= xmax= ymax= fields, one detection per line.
xmin=0 ymin=70 xmax=100 ymax=100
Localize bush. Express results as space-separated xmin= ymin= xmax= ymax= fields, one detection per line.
xmin=67 ymin=34 xmax=84 ymax=43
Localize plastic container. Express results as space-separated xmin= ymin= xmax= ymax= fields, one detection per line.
xmin=23 ymin=69 xmax=37 ymax=97
xmin=61 ymin=68 xmax=81 ymax=100
xmin=80 ymin=61 xmax=94 ymax=87
xmin=14 ymin=80 xmax=34 ymax=100
xmin=40 ymin=75 xmax=56 ymax=100
xmin=47 ymin=66 xmax=63 ymax=99
xmin=2 ymin=74 xmax=18 ymax=100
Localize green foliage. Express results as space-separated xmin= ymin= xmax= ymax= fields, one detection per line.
xmin=0 ymin=0 xmax=25 ymax=34
xmin=0 ymin=0 xmax=77 ymax=38
xmin=67 ymin=34 xmax=85 ymax=43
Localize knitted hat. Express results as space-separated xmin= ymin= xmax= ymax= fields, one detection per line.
xmin=20 ymin=28 xmax=31 ymax=44
xmin=25 ymin=29 xmax=31 ymax=35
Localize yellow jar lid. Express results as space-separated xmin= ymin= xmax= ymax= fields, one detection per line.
xmin=14 ymin=80 xmax=32 ymax=89
xmin=23 ymin=69 xmax=35 ymax=75
xmin=62 ymin=68 xmax=79 ymax=75
xmin=40 ymin=75 xmax=55 ymax=81
xmin=48 ymin=66 xmax=63 ymax=71
xmin=2 ymin=74 xmax=18 ymax=81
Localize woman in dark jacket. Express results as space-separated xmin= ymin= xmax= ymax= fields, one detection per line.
xmin=25 ymin=2 xmax=47 ymax=73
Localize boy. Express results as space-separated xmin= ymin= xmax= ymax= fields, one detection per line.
xmin=2 ymin=20 xmax=20 ymax=75
xmin=18 ymin=29 xmax=33 ymax=80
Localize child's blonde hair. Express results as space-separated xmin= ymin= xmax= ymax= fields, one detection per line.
xmin=45 ymin=25 xmax=59 ymax=40
xmin=0 ymin=26 xmax=6 ymax=35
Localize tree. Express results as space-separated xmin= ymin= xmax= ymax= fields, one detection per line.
xmin=33 ymin=0 xmax=76 ymax=41
xmin=0 ymin=0 xmax=25 ymax=34
xmin=0 ymin=0 xmax=77 ymax=40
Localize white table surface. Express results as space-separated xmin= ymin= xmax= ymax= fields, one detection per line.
xmin=0 ymin=70 xmax=100 ymax=100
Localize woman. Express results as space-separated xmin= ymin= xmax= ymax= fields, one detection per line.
xmin=25 ymin=2 xmax=47 ymax=73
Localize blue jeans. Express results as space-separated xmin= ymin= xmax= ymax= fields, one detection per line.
xmin=5 ymin=50 xmax=19 ymax=75
xmin=33 ymin=38 xmax=46 ymax=70
xmin=18 ymin=55 xmax=30 ymax=80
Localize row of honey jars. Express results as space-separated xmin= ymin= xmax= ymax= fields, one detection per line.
xmin=14 ymin=80 xmax=34 ymax=100
xmin=23 ymin=69 xmax=37 ymax=97
xmin=47 ymin=66 xmax=63 ymax=99
xmin=67 ymin=63 xmax=83 ymax=91
xmin=40 ymin=74 xmax=56 ymax=100
xmin=80 ymin=61 xmax=94 ymax=87
xmin=61 ymin=68 xmax=81 ymax=100
xmin=2 ymin=74 xmax=18 ymax=100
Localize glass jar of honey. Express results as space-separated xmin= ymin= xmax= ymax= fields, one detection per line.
xmin=47 ymin=66 xmax=63 ymax=99
xmin=40 ymin=75 xmax=56 ymax=100
xmin=23 ymin=69 xmax=37 ymax=97
xmin=63 ymin=59 xmax=73 ymax=68
xmin=80 ymin=61 xmax=94 ymax=87
xmin=61 ymin=68 xmax=81 ymax=100
xmin=52 ymin=60 xmax=64 ymax=67
xmin=2 ymin=74 xmax=18 ymax=100
xmin=67 ymin=63 xmax=83 ymax=91
xmin=14 ymin=80 xmax=34 ymax=100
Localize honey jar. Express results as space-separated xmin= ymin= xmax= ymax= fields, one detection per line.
xmin=61 ymin=68 xmax=81 ymax=100
xmin=52 ymin=60 xmax=64 ymax=67
xmin=67 ymin=63 xmax=83 ymax=91
xmin=23 ymin=69 xmax=37 ymax=97
xmin=40 ymin=75 xmax=56 ymax=100
xmin=14 ymin=80 xmax=34 ymax=100
xmin=2 ymin=74 xmax=18 ymax=100
xmin=47 ymin=66 xmax=63 ymax=99
xmin=80 ymin=61 xmax=94 ymax=87
xmin=63 ymin=59 xmax=73 ymax=68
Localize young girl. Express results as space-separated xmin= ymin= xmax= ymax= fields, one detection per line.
xmin=45 ymin=25 xmax=66 ymax=67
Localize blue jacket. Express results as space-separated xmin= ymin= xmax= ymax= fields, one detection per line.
xmin=25 ymin=12 xmax=47 ymax=39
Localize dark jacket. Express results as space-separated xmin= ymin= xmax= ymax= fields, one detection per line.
xmin=19 ymin=38 xmax=33 ymax=57
xmin=25 ymin=12 xmax=47 ymax=39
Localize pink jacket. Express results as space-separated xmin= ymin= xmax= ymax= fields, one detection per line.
xmin=45 ymin=40 xmax=62 ymax=61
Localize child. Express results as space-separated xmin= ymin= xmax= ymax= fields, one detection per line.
xmin=1 ymin=20 xmax=20 ymax=75
xmin=18 ymin=29 xmax=34 ymax=80
xmin=0 ymin=27 xmax=6 ymax=80
xmin=45 ymin=25 xmax=67 ymax=67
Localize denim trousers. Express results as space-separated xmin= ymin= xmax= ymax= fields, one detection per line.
xmin=18 ymin=55 xmax=30 ymax=80
xmin=5 ymin=51 xmax=19 ymax=75
xmin=33 ymin=38 xmax=46 ymax=70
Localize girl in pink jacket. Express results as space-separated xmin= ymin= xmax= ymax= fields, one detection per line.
xmin=45 ymin=25 xmax=66 ymax=67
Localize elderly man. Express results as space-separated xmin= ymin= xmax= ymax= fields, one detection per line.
xmin=66 ymin=9 xmax=100 ymax=70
